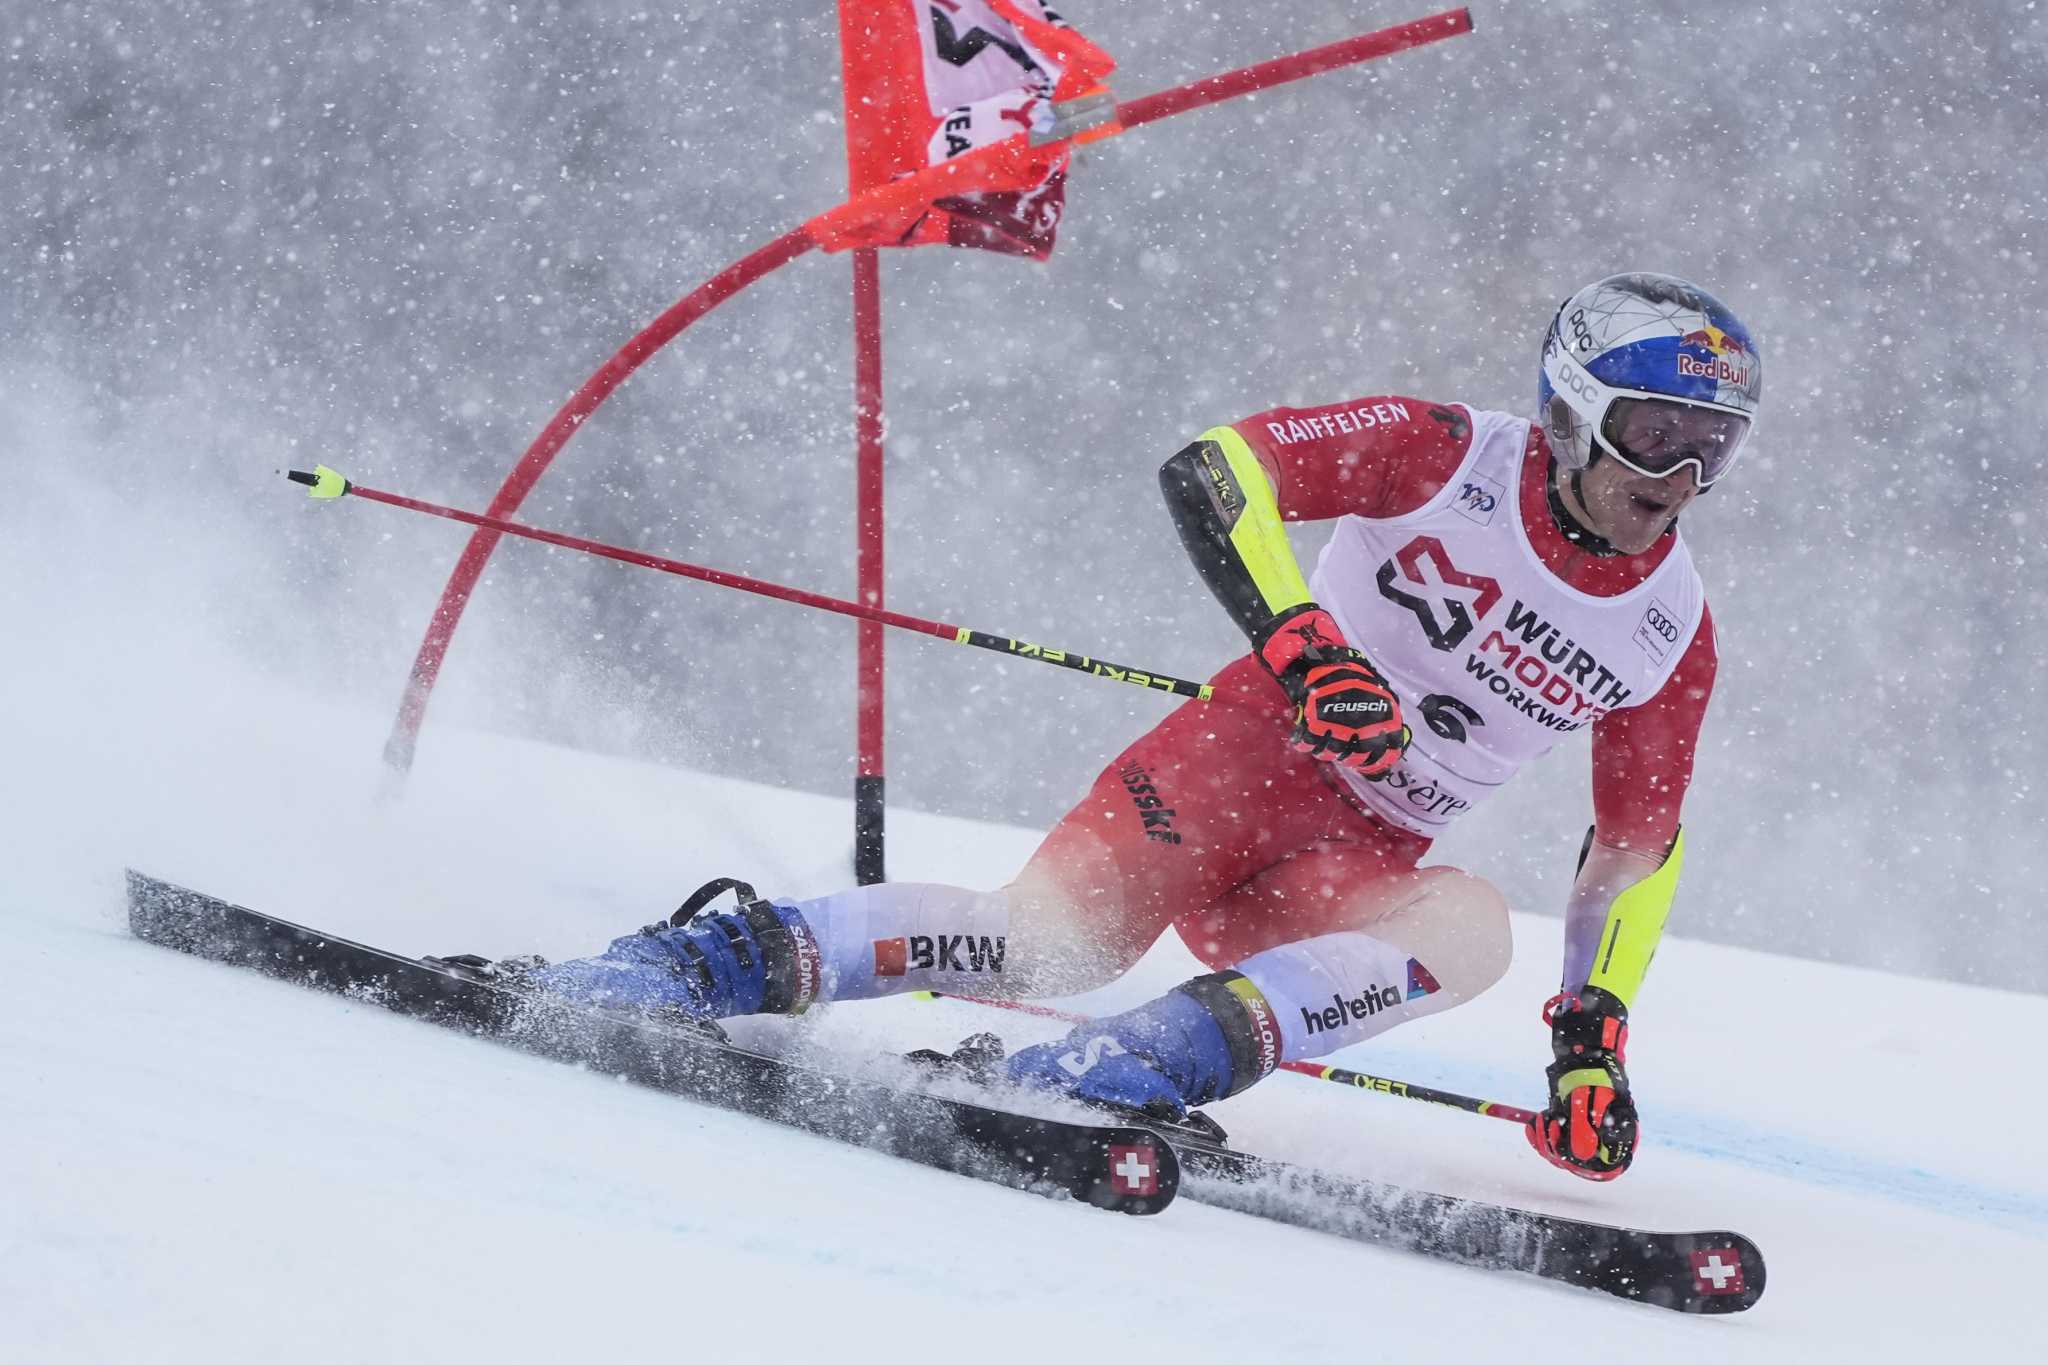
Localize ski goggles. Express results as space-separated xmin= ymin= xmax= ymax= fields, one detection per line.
xmin=1595 ymin=395 xmax=1751 ymax=487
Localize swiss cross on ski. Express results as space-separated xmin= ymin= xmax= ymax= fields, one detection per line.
xmin=1108 ymin=1145 xmax=1160 ymax=1196
xmin=1690 ymin=1248 xmax=1746 ymax=1296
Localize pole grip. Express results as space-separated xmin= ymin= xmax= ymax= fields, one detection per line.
xmin=955 ymin=630 xmax=1214 ymax=701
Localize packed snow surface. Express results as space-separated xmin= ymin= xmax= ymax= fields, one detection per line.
xmin=5 ymin=688 xmax=2044 ymax=1363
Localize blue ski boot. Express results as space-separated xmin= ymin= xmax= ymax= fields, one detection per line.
xmin=521 ymin=878 xmax=822 ymax=1023
xmin=1003 ymin=971 xmax=1283 ymax=1123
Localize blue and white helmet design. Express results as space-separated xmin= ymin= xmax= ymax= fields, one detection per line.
xmin=1537 ymin=273 xmax=1763 ymax=486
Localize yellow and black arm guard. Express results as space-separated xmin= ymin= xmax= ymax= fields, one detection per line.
xmin=1562 ymin=825 xmax=1686 ymax=1010
xmin=1159 ymin=427 xmax=1316 ymax=643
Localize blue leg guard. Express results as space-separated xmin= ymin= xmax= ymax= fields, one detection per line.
xmin=532 ymin=898 xmax=820 ymax=1020
xmin=1004 ymin=971 xmax=1283 ymax=1117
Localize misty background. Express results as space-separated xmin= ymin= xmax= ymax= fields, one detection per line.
xmin=5 ymin=1 xmax=2043 ymax=993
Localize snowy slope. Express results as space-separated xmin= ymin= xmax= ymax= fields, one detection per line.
xmin=5 ymin=689 xmax=2046 ymax=1363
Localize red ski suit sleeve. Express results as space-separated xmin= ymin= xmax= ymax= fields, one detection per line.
xmin=1230 ymin=397 xmax=1473 ymax=522
xmin=1588 ymin=609 xmax=1716 ymax=856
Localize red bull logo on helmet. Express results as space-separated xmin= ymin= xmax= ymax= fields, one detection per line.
xmin=1676 ymin=326 xmax=1753 ymax=386
xmin=1679 ymin=326 xmax=1742 ymax=354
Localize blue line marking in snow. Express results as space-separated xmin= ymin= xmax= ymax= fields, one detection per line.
xmin=1646 ymin=1114 xmax=2048 ymax=1236
xmin=1348 ymin=1048 xmax=2048 ymax=1236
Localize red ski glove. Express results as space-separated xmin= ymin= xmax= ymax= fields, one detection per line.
xmin=1527 ymin=988 xmax=1639 ymax=1182
xmin=1254 ymin=605 xmax=1409 ymax=778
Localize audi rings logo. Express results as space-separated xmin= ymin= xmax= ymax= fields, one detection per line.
xmin=1632 ymin=595 xmax=1685 ymax=665
xmin=1376 ymin=536 xmax=1504 ymax=652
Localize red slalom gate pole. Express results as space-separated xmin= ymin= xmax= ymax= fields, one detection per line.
xmin=1114 ymin=8 xmax=1473 ymax=132
xmin=380 ymin=7 xmax=1476 ymax=776
xmin=292 ymin=468 xmax=1220 ymax=705
xmin=851 ymin=247 xmax=887 ymax=886
xmin=379 ymin=227 xmax=816 ymax=776
xmin=918 ymin=988 xmax=1537 ymax=1127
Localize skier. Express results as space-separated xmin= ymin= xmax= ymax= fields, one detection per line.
xmin=500 ymin=272 xmax=1762 ymax=1182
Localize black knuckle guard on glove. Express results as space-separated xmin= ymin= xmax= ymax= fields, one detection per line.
xmin=1527 ymin=986 xmax=1639 ymax=1181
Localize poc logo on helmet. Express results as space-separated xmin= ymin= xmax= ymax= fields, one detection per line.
xmin=1554 ymin=356 xmax=1603 ymax=407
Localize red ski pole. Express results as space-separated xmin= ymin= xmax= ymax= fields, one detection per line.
xmin=918 ymin=989 xmax=1537 ymax=1126
xmin=288 ymin=467 xmax=1217 ymax=704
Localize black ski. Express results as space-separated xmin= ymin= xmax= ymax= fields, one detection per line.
xmin=1164 ymin=1126 xmax=1764 ymax=1313
xmin=125 ymin=871 xmax=1178 ymax=1216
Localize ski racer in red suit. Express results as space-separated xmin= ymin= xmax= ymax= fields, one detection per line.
xmin=500 ymin=273 xmax=1764 ymax=1182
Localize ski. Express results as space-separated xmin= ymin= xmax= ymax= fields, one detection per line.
xmin=1165 ymin=1126 xmax=1764 ymax=1313
xmin=126 ymin=868 xmax=1764 ymax=1307
xmin=124 ymin=871 xmax=1178 ymax=1216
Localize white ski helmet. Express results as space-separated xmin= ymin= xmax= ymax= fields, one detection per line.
xmin=1537 ymin=272 xmax=1762 ymax=487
